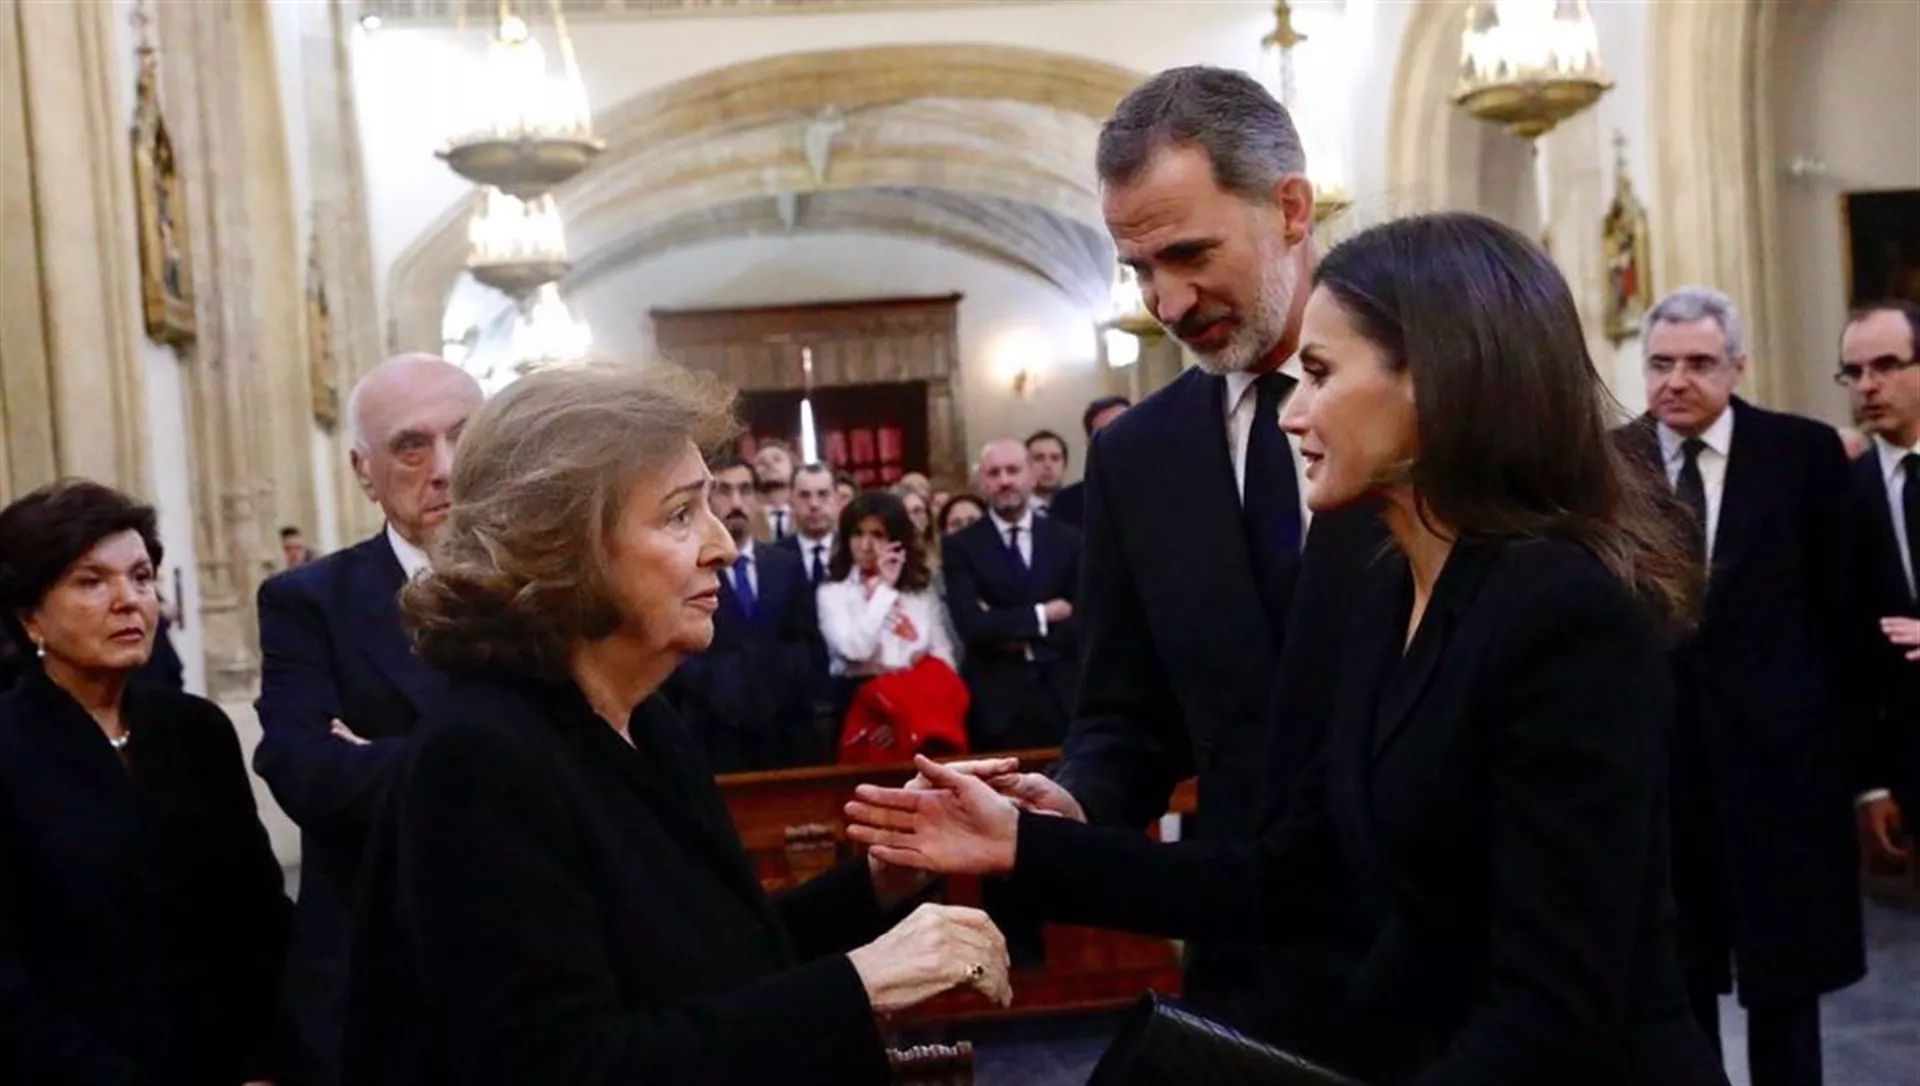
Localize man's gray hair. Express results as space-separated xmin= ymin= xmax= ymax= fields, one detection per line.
xmin=1645 ymin=286 xmax=1747 ymax=358
xmin=1096 ymin=65 xmax=1306 ymax=203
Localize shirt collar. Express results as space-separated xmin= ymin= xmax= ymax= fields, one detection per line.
xmin=1875 ymin=433 xmax=1920 ymax=484
xmin=1223 ymin=360 xmax=1302 ymax=415
xmin=799 ymin=531 xmax=833 ymax=552
xmin=1657 ymin=404 xmax=1736 ymax=463
xmin=735 ymin=539 xmax=756 ymax=564
xmin=386 ymin=524 xmax=431 ymax=581
xmin=991 ymin=506 xmax=1035 ymax=534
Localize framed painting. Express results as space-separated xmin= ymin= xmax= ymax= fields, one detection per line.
xmin=132 ymin=45 xmax=194 ymax=349
xmin=1601 ymin=134 xmax=1652 ymax=344
xmin=1843 ymin=189 xmax=1920 ymax=306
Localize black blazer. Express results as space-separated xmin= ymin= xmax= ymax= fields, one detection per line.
xmin=1848 ymin=449 xmax=1920 ymax=816
xmin=666 ymin=542 xmax=825 ymax=771
xmin=342 ymin=671 xmax=895 ymax=1086
xmin=1047 ymin=481 xmax=1087 ymax=527
xmin=941 ymin=514 xmax=1081 ymax=744
xmin=1015 ymin=540 xmax=1725 ymax=1086
xmin=1615 ymin=401 xmax=1866 ymax=1004
xmin=0 ymin=674 xmax=290 ymax=1086
xmin=252 ymin=530 xmax=450 ymax=1085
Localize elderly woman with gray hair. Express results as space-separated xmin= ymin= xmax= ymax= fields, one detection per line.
xmin=341 ymin=362 xmax=1010 ymax=1086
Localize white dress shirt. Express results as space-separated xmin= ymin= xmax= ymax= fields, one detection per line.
xmin=1873 ymin=435 xmax=1920 ymax=599
xmin=1657 ymin=406 xmax=1736 ymax=563
xmin=796 ymin=532 xmax=835 ymax=579
xmin=386 ymin=524 xmax=431 ymax=581
xmin=817 ymin=575 xmax=957 ymax=676
xmin=988 ymin=507 xmax=1050 ymax=642
xmin=766 ymin=507 xmax=792 ymax=540
xmin=1224 ymin=369 xmax=1313 ymax=531
xmin=729 ymin=539 xmax=760 ymax=598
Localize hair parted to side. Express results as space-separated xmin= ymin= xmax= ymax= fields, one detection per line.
xmin=1313 ymin=212 xmax=1700 ymax=633
xmin=401 ymin=361 xmax=739 ymax=676
xmin=0 ymin=479 xmax=164 ymax=660
xmin=828 ymin=490 xmax=931 ymax=592
xmin=1096 ymin=65 xmax=1305 ymax=202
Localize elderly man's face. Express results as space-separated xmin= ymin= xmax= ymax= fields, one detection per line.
xmin=1644 ymin=318 xmax=1744 ymax=439
xmin=351 ymin=363 xmax=485 ymax=548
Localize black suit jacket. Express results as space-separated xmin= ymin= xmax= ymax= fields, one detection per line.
xmin=1047 ymin=481 xmax=1087 ymax=527
xmin=1016 ymin=540 xmax=1725 ymax=1086
xmin=0 ymin=674 xmax=290 ymax=1086
xmin=1849 ymin=450 xmax=1920 ymax=816
xmin=666 ymin=543 xmax=825 ymax=771
xmin=942 ymin=514 xmax=1081 ymax=745
xmin=342 ymin=672 xmax=894 ymax=1086
xmin=252 ymin=531 xmax=450 ymax=1086
xmin=1615 ymin=400 xmax=1866 ymax=1004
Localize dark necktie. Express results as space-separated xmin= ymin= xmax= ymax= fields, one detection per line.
xmin=1903 ymin=453 xmax=1920 ymax=601
xmin=1242 ymin=372 xmax=1303 ymax=559
xmin=770 ymin=510 xmax=787 ymax=540
xmin=731 ymin=554 xmax=757 ymax=621
xmin=1005 ymin=524 xmax=1028 ymax=571
xmin=1675 ymin=437 xmax=1709 ymax=564
xmin=808 ymin=542 xmax=828 ymax=586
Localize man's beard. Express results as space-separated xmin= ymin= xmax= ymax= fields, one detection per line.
xmin=1179 ymin=238 xmax=1299 ymax=376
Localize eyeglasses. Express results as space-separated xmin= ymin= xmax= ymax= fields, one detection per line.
xmin=1834 ymin=354 xmax=1920 ymax=386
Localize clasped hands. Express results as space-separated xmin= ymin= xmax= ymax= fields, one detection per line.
xmin=844 ymin=756 xmax=1086 ymax=879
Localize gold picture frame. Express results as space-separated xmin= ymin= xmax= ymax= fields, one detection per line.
xmin=306 ymin=229 xmax=340 ymax=431
xmin=132 ymin=42 xmax=194 ymax=349
xmin=1602 ymin=131 xmax=1652 ymax=345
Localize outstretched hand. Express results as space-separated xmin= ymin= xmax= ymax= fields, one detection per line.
xmin=846 ymin=755 xmax=1021 ymax=876
xmin=905 ymin=757 xmax=1087 ymax=823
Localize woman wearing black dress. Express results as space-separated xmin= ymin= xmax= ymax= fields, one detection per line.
xmin=847 ymin=213 xmax=1731 ymax=1086
xmin=0 ymin=480 xmax=290 ymax=1086
xmin=341 ymin=363 xmax=1011 ymax=1086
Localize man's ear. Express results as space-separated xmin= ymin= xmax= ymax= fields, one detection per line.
xmin=1273 ymin=174 xmax=1316 ymax=245
xmin=349 ymin=449 xmax=377 ymax=502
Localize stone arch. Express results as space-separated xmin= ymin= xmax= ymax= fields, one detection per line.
xmin=387 ymin=43 xmax=1145 ymax=352
xmin=1384 ymin=0 xmax=1536 ymax=231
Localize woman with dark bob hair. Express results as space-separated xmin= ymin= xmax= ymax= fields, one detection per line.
xmin=846 ymin=213 xmax=1729 ymax=1086
xmin=0 ymin=480 xmax=289 ymax=1086
xmin=341 ymin=362 xmax=1009 ymax=1086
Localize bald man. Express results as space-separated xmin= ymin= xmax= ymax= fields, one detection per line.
xmin=943 ymin=438 xmax=1082 ymax=750
xmin=253 ymin=354 xmax=484 ymax=1086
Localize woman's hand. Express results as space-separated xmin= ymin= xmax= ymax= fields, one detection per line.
xmin=906 ymin=757 xmax=1088 ymax=823
xmin=845 ymin=756 xmax=1020 ymax=876
xmin=846 ymin=903 xmax=1012 ymax=1013
xmin=877 ymin=541 xmax=907 ymax=588
xmin=1881 ymin=616 xmax=1920 ymax=660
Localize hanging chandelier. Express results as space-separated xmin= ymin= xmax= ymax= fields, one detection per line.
xmin=1454 ymin=0 xmax=1612 ymax=140
xmin=467 ymin=187 xmax=571 ymax=299
xmin=1262 ymin=1 xmax=1352 ymax=224
xmin=510 ymin=283 xmax=594 ymax=374
xmin=440 ymin=5 xmax=604 ymax=200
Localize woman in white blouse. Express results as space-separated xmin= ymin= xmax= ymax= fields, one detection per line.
xmin=817 ymin=491 xmax=956 ymax=696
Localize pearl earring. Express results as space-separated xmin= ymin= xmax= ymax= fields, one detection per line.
xmin=34 ymin=642 xmax=45 ymax=659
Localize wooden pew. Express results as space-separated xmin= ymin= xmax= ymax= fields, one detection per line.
xmin=718 ymin=750 xmax=1197 ymax=1026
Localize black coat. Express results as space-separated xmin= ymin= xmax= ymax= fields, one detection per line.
xmin=1046 ymin=481 xmax=1087 ymax=527
xmin=1616 ymin=401 xmax=1866 ymax=1005
xmin=941 ymin=514 xmax=1081 ymax=747
xmin=1848 ymin=449 xmax=1920 ymax=817
xmin=0 ymin=674 xmax=290 ymax=1086
xmin=665 ymin=542 xmax=826 ymax=771
xmin=342 ymin=672 xmax=894 ymax=1086
xmin=252 ymin=531 xmax=450 ymax=1086
xmin=1016 ymin=540 xmax=1726 ymax=1086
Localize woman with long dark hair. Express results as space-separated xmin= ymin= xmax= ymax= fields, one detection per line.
xmin=846 ymin=213 xmax=1727 ymax=1086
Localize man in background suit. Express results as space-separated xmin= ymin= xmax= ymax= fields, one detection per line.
xmin=1018 ymin=67 xmax=1387 ymax=1056
xmin=754 ymin=441 xmax=797 ymax=543
xmin=1616 ymin=287 xmax=1864 ymax=1086
xmin=944 ymin=439 xmax=1080 ymax=751
xmin=666 ymin=454 xmax=826 ymax=770
xmin=777 ymin=462 xmax=839 ymax=589
xmin=1024 ymin=430 xmax=1069 ymax=516
xmin=253 ymin=353 xmax=484 ymax=1086
xmin=1045 ymin=396 xmax=1130 ymax=528
xmin=1839 ymin=300 xmax=1920 ymax=861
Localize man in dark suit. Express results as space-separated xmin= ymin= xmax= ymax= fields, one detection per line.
xmin=1616 ymin=288 xmax=1864 ymax=1086
xmin=776 ymin=462 xmax=839 ymax=588
xmin=253 ymin=353 xmax=484 ymax=1086
xmin=666 ymin=454 xmax=826 ymax=770
xmin=1838 ymin=300 xmax=1920 ymax=861
xmin=944 ymin=439 xmax=1080 ymax=751
xmin=1009 ymin=67 xmax=1387 ymax=1049
xmin=1044 ymin=396 xmax=1130 ymax=528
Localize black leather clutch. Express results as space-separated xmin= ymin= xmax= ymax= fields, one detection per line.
xmin=1087 ymin=992 xmax=1370 ymax=1086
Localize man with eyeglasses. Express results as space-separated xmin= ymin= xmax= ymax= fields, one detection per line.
xmin=1838 ymin=299 xmax=1920 ymax=872
xmin=1616 ymin=286 xmax=1863 ymax=1086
